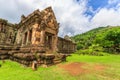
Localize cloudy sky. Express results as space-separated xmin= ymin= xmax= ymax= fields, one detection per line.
xmin=0 ymin=0 xmax=120 ymax=37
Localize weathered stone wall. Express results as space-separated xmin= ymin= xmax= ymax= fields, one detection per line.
xmin=0 ymin=19 xmax=17 ymax=60
xmin=0 ymin=19 xmax=16 ymax=45
xmin=57 ymin=37 xmax=76 ymax=54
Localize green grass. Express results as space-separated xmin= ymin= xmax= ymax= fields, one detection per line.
xmin=67 ymin=54 xmax=120 ymax=80
xmin=0 ymin=54 xmax=120 ymax=80
xmin=0 ymin=60 xmax=76 ymax=80
xmin=67 ymin=54 xmax=120 ymax=63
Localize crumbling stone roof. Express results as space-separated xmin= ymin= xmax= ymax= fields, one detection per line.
xmin=0 ymin=18 xmax=7 ymax=23
xmin=0 ymin=18 xmax=16 ymax=28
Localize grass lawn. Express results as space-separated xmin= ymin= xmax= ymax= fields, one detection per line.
xmin=0 ymin=54 xmax=120 ymax=80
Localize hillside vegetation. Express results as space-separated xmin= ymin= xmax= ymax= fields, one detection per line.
xmin=72 ymin=26 xmax=120 ymax=55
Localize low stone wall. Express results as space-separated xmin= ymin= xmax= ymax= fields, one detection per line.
xmin=0 ymin=45 xmax=68 ymax=67
xmin=57 ymin=37 xmax=76 ymax=54
xmin=9 ymin=53 xmax=67 ymax=66
xmin=0 ymin=50 xmax=9 ymax=59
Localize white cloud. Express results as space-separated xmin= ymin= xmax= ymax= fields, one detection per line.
xmin=90 ymin=1 xmax=120 ymax=28
xmin=91 ymin=8 xmax=120 ymax=28
xmin=108 ymin=0 xmax=120 ymax=4
xmin=0 ymin=0 xmax=90 ymax=37
xmin=0 ymin=0 xmax=120 ymax=37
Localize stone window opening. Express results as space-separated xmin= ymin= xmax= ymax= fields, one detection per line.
xmin=0 ymin=23 xmax=4 ymax=32
xmin=24 ymin=32 xmax=27 ymax=44
xmin=2 ymin=24 xmax=5 ymax=33
xmin=36 ymin=38 xmax=40 ymax=41
xmin=0 ymin=23 xmax=1 ymax=31
xmin=8 ymin=32 xmax=12 ymax=43
xmin=29 ymin=29 xmax=32 ymax=42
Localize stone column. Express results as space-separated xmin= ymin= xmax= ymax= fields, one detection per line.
xmin=32 ymin=28 xmax=36 ymax=45
xmin=52 ymin=28 xmax=59 ymax=52
xmin=52 ymin=34 xmax=58 ymax=52
xmin=40 ymin=30 xmax=45 ymax=46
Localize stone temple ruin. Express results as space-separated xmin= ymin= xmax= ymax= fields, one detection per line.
xmin=0 ymin=7 xmax=76 ymax=66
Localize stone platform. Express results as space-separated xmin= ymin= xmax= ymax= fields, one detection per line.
xmin=0 ymin=45 xmax=69 ymax=67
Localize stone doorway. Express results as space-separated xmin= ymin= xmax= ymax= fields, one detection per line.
xmin=45 ymin=32 xmax=53 ymax=50
xmin=24 ymin=32 xmax=27 ymax=44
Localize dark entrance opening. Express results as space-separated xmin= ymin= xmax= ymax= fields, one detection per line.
xmin=24 ymin=32 xmax=27 ymax=44
xmin=45 ymin=32 xmax=53 ymax=49
xmin=29 ymin=29 xmax=32 ymax=42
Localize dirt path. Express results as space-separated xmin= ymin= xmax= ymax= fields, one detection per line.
xmin=58 ymin=62 xmax=106 ymax=76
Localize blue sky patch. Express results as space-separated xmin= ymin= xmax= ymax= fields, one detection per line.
xmin=88 ymin=0 xmax=108 ymax=11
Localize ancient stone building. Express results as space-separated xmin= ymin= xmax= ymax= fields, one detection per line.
xmin=0 ymin=7 xmax=76 ymax=66
xmin=0 ymin=19 xmax=16 ymax=44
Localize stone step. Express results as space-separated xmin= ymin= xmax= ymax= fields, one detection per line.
xmin=54 ymin=60 xmax=61 ymax=64
xmin=54 ymin=58 xmax=62 ymax=64
xmin=0 ymin=50 xmax=8 ymax=54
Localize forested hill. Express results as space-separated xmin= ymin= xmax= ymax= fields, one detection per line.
xmin=71 ymin=26 xmax=120 ymax=54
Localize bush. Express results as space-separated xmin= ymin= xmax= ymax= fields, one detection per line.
xmin=74 ymin=49 xmax=109 ymax=56
xmin=74 ymin=44 xmax=108 ymax=56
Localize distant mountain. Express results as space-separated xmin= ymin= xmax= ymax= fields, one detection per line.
xmin=72 ymin=26 xmax=120 ymax=53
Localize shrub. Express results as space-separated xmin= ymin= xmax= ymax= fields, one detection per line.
xmin=74 ymin=44 xmax=108 ymax=56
